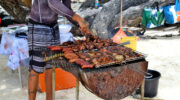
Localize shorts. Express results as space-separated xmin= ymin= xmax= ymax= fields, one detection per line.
xmin=28 ymin=21 xmax=60 ymax=73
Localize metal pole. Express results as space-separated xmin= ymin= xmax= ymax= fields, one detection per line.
xmin=18 ymin=66 xmax=23 ymax=88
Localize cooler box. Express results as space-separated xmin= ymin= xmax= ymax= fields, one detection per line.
xmin=38 ymin=68 xmax=76 ymax=92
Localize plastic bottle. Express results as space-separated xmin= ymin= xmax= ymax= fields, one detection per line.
xmin=95 ymin=0 xmax=99 ymax=9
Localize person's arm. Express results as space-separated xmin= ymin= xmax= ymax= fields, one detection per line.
xmin=48 ymin=0 xmax=75 ymax=20
xmin=48 ymin=0 xmax=93 ymax=36
xmin=62 ymin=0 xmax=79 ymax=27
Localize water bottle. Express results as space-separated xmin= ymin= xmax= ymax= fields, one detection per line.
xmin=95 ymin=0 xmax=99 ymax=9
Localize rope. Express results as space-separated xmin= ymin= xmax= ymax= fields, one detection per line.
xmin=120 ymin=0 xmax=123 ymax=28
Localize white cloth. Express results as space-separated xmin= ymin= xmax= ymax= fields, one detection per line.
xmin=16 ymin=38 xmax=29 ymax=60
xmin=0 ymin=31 xmax=29 ymax=70
xmin=0 ymin=33 xmax=14 ymax=55
xmin=7 ymin=46 xmax=20 ymax=70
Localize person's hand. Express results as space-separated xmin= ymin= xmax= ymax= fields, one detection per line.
xmin=72 ymin=14 xmax=93 ymax=37
xmin=22 ymin=0 xmax=32 ymax=7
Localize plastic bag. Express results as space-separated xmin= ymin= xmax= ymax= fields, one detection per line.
xmin=60 ymin=32 xmax=74 ymax=44
xmin=142 ymin=7 xmax=165 ymax=28
xmin=164 ymin=5 xmax=178 ymax=24
xmin=163 ymin=0 xmax=180 ymax=24
xmin=59 ymin=24 xmax=74 ymax=44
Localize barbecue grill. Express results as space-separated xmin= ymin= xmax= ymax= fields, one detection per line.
xmin=43 ymin=45 xmax=148 ymax=100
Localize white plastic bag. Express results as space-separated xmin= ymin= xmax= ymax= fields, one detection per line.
xmin=60 ymin=32 xmax=74 ymax=44
xmin=59 ymin=24 xmax=74 ymax=44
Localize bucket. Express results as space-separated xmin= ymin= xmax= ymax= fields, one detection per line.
xmin=144 ymin=69 xmax=161 ymax=97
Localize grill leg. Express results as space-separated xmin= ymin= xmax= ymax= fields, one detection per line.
xmin=76 ymin=77 xmax=79 ymax=100
xmin=141 ymin=79 xmax=145 ymax=100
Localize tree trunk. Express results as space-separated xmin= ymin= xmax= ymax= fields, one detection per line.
xmin=0 ymin=0 xmax=30 ymax=23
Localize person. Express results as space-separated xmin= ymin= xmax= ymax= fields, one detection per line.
xmin=27 ymin=0 xmax=92 ymax=100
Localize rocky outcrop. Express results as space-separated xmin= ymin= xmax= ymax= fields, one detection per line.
xmin=0 ymin=0 xmax=30 ymax=23
xmin=0 ymin=0 xmax=176 ymax=37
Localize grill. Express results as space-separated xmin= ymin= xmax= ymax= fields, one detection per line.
xmin=43 ymin=44 xmax=148 ymax=100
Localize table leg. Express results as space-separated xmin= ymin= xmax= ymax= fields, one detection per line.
xmin=18 ymin=66 xmax=23 ymax=88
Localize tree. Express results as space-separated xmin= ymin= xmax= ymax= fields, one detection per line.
xmin=0 ymin=0 xmax=30 ymax=23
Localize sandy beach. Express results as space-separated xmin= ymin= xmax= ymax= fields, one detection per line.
xmin=0 ymin=32 xmax=180 ymax=100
